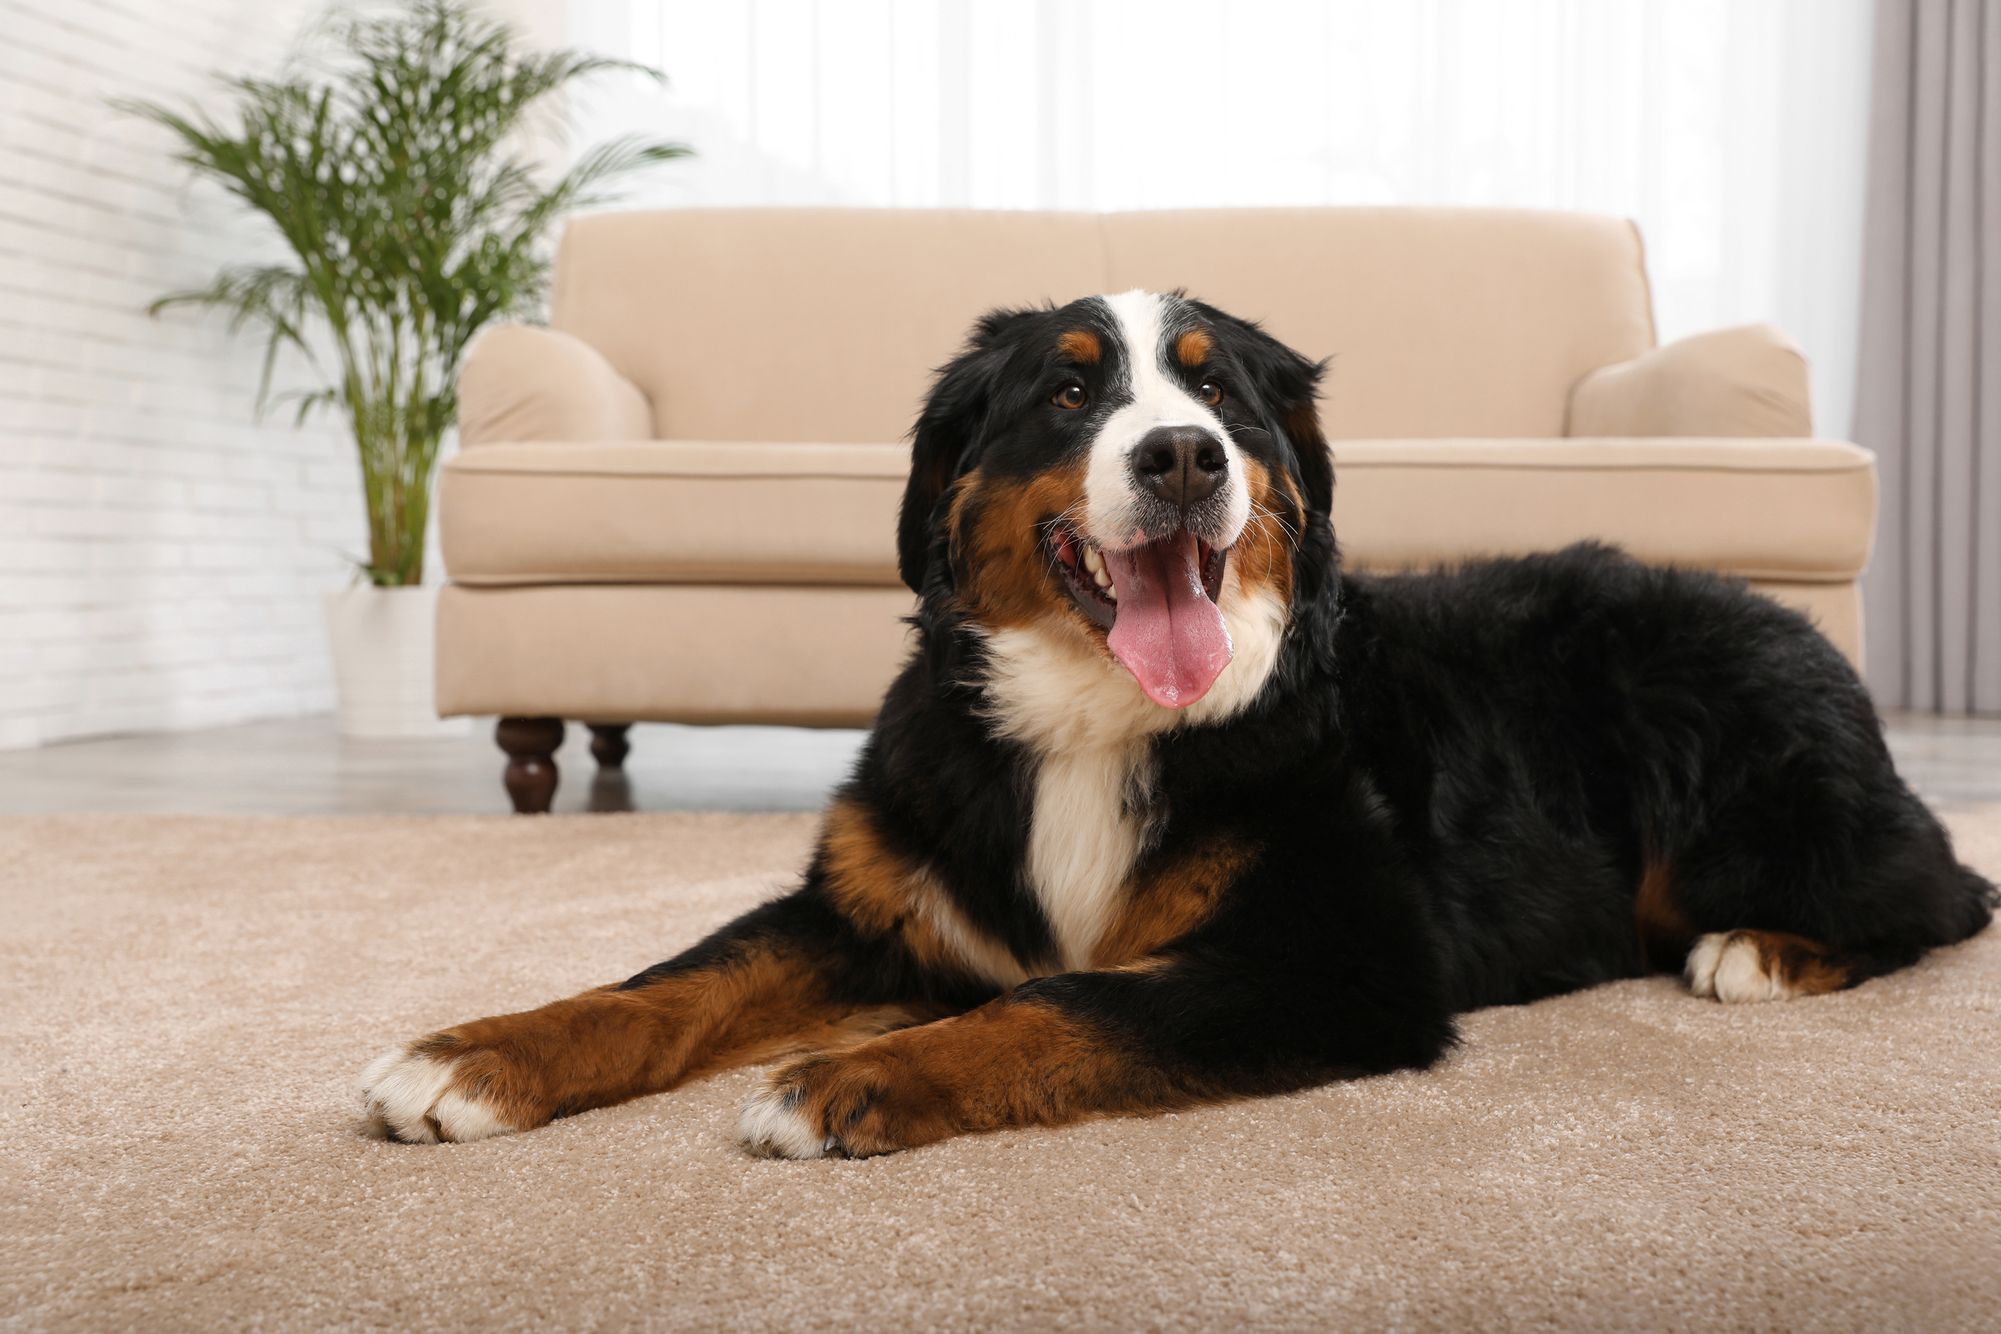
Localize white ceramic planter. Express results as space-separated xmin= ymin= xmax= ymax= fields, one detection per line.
xmin=322 ymin=584 xmax=470 ymax=739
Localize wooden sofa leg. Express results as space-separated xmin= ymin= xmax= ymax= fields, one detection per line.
xmin=497 ymin=716 xmax=564 ymax=814
xmin=588 ymin=723 xmax=632 ymax=770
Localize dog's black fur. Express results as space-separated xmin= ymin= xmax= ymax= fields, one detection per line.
xmin=363 ymin=294 xmax=1995 ymax=1155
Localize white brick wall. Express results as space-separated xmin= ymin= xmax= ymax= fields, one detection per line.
xmin=0 ymin=0 xmax=366 ymax=751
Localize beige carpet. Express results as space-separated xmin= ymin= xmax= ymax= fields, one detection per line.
xmin=3 ymin=810 xmax=1998 ymax=1331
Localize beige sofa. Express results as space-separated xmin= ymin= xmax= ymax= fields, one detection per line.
xmin=440 ymin=207 xmax=1874 ymax=812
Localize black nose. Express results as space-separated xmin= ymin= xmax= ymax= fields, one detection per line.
xmin=1129 ymin=426 xmax=1227 ymax=510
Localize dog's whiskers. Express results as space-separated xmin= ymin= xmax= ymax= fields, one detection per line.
xmin=1048 ymin=497 xmax=1092 ymax=536
xmin=1247 ymin=497 xmax=1299 ymax=544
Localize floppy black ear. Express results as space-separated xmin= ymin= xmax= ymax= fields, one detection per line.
xmin=1195 ymin=304 xmax=1333 ymax=517
xmin=898 ymin=308 xmax=1034 ymax=593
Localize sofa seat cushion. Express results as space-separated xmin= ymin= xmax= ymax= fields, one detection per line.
xmin=442 ymin=437 xmax=1874 ymax=588
xmin=441 ymin=441 xmax=909 ymax=586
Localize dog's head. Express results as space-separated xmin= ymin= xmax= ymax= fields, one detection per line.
xmin=900 ymin=290 xmax=1331 ymax=715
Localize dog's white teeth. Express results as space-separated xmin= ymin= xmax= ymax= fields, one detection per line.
xmin=1092 ymin=568 xmax=1111 ymax=590
xmin=1105 ymin=583 xmax=1117 ymax=601
xmin=1082 ymin=546 xmax=1104 ymax=574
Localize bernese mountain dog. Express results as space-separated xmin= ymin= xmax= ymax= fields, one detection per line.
xmin=362 ymin=291 xmax=1996 ymax=1157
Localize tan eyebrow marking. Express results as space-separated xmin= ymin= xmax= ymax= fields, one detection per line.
xmin=1057 ymin=330 xmax=1101 ymax=363
xmin=1175 ymin=328 xmax=1213 ymax=367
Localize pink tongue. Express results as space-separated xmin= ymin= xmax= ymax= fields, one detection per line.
xmin=1103 ymin=533 xmax=1233 ymax=708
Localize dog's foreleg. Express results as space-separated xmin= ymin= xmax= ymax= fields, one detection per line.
xmin=738 ymin=943 xmax=1458 ymax=1158
xmin=359 ymin=889 xmax=930 ymax=1143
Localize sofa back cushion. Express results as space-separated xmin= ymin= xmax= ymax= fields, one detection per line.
xmin=1102 ymin=209 xmax=1654 ymax=438
xmin=552 ymin=207 xmax=1655 ymax=443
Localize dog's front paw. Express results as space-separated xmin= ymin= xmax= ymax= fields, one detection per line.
xmin=357 ymin=1034 xmax=530 ymax=1144
xmin=738 ymin=1047 xmax=954 ymax=1160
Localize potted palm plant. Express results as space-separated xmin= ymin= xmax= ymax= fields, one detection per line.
xmin=127 ymin=0 xmax=685 ymax=736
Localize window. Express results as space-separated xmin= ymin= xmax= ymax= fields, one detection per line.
xmin=571 ymin=0 xmax=1872 ymax=434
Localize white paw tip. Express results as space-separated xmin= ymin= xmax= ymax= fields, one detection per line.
xmin=357 ymin=1045 xmax=515 ymax=1144
xmin=1684 ymin=934 xmax=1727 ymax=998
xmin=737 ymin=1083 xmax=837 ymax=1160
xmin=433 ymin=1090 xmax=515 ymax=1143
xmin=1686 ymin=932 xmax=1790 ymax=1004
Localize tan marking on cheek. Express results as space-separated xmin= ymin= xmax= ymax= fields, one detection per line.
xmin=953 ymin=463 xmax=1091 ymax=632
xmin=944 ymin=479 xmax=978 ymax=588
xmin=1229 ymin=456 xmax=1295 ymax=608
xmin=1057 ymin=329 xmax=1101 ymax=363
xmin=1092 ymin=835 xmax=1257 ymax=967
xmin=1275 ymin=469 xmax=1305 ymax=518
xmin=1176 ymin=327 xmax=1213 ymax=366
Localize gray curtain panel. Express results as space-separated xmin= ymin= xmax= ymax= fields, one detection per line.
xmin=1855 ymin=0 xmax=2001 ymax=712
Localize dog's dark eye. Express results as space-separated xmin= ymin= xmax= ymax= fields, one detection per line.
xmin=1052 ymin=383 xmax=1088 ymax=410
xmin=1199 ymin=379 xmax=1226 ymax=407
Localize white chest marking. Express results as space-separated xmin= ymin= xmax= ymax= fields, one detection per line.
xmin=1027 ymin=743 xmax=1151 ymax=971
xmin=975 ymin=552 xmax=1289 ymax=978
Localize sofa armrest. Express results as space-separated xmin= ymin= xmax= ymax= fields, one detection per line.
xmin=458 ymin=324 xmax=653 ymax=445
xmin=1567 ymin=324 xmax=1811 ymax=438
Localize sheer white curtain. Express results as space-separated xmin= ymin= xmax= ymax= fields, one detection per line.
xmin=567 ymin=0 xmax=1873 ymax=435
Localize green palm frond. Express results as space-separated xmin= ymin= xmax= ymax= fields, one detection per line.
xmin=146 ymin=262 xmax=323 ymax=411
xmin=526 ymin=135 xmax=693 ymax=225
xmin=122 ymin=0 xmax=685 ymax=586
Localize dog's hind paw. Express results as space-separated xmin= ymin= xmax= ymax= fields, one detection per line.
xmin=1685 ymin=930 xmax=1848 ymax=1003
